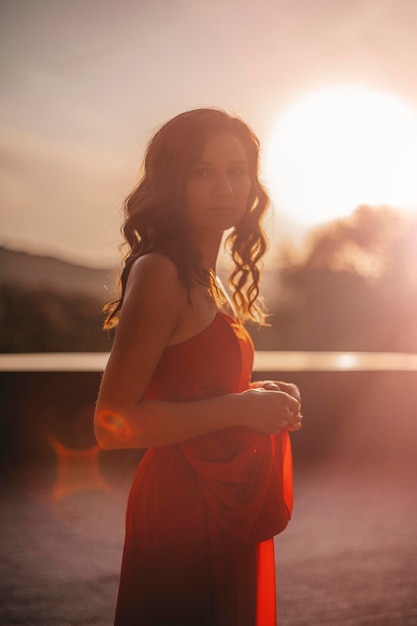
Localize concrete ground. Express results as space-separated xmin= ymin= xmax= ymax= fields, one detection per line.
xmin=1 ymin=458 xmax=416 ymax=626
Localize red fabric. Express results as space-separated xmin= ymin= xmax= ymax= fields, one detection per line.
xmin=114 ymin=312 xmax=293 ymax=626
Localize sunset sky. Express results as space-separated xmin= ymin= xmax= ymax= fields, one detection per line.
xmin=1 ymin=0 xmax=417 ymax=266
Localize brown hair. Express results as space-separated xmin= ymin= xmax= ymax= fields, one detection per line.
xmin=104 ymin=108 xmax=270 ymax=328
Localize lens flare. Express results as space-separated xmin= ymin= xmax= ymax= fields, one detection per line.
xmin=49 ymin=435 xmax=110 ymax=502
xmin=98 ymin=410 xmax=133 ymax=443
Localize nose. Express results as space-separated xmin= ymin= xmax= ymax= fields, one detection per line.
xmin=213 ymin=173 xmax=233 ymax=197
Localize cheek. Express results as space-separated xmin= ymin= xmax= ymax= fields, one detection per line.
xmin=185 ymin=184 xmax=206 ymax=217
xmin=186 ymin=179 xmax=213 ymax=204
xmin=185 ymin=187 xmax=199 ymax=207
xmin=237 ymin=179 xmax=252 ymax=204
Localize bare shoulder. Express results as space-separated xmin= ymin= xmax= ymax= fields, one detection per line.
xmin=124 ymin=252 xmax=188 ymax=316
xmin=128 ymin=252 xmax=182 ymax=287
xmin=96 ymin=254 xmax=189 ymax=424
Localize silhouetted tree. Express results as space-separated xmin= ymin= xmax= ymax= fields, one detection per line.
xmin=255 ymin=205 xmax=417 ymax=352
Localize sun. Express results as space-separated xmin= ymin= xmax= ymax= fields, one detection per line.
xmin=264 ymin=85 xmax=417 ymax=226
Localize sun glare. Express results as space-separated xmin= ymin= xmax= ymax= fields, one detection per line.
xmin=264 ymin=86 xmax=417 ymax=226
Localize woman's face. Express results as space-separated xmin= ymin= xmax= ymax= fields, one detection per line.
xmin=184 ymin=131 xmax=252 ymax=234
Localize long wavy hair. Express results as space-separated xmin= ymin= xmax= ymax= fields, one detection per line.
xmin=104 ymin=108 xmax=270 ymax=329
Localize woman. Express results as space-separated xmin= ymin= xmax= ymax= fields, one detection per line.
xmin=94 ymin=108 xmax=302 ymax=626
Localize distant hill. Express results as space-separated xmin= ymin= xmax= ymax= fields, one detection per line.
xmin=0 ymin=248 xmax=117 ymax=352
xmin=0 ymin=247 xmax=117 ymax=301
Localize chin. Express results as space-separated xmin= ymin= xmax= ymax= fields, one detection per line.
xmin=208 ymin=207 xmax=244 ymax=227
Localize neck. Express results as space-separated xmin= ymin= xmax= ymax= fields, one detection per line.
xmin=191 ymin=230 xmax=223 ymax=274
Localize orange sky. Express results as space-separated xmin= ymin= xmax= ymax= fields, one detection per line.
xmin=1 ymin=0 xmax=417 ymax=266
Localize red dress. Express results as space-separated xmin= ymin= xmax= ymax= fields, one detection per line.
xmin=114 ymin=312 xmax=293 ymax=626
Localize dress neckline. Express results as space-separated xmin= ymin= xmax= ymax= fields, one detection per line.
xmin=166 ymin=311 xmax=239 ymax=350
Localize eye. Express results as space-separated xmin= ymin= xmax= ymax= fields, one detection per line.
xmin=191 ymin=166 xmax=210 ymax=178
xmin=229 ymin=165 xmax=248 ymax=177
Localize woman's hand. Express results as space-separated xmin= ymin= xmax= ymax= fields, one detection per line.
xmin=249 ymin=380 xmax=303 ymax=432
xmin=240 ymin=387 xmax=302 ymax=435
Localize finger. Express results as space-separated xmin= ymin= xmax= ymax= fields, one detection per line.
xmin=289 ymin=412 xmax=303 ymax=429
xmin=287 ymin=395 xmax=301 ymax=413
xmin=253 ymin=380 xmax=279 ymax=391
xmin=277 ymin=382 xmax=301 ymax=401
xmin=286 ymin=404 xmax=300 ymax=423
xmin=287 ymin=406 xmax=303 ymax=426
xmin=287 ymin=422 xmax=302 ymax=432
xmin=263 ymin=382 xmax=280 ymax=390
xmin=287 ymin=413 xmax=300 ymax=425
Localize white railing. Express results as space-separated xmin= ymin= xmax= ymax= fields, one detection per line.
xmin=1 ymin=352 xmax=417 ymax=372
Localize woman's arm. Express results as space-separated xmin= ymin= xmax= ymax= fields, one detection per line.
xmin=94 ymin=254 xmax=301 ymax=450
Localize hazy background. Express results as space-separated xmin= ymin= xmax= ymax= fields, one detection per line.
xmin=2 ymin=0 xmax=417 ymax=266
